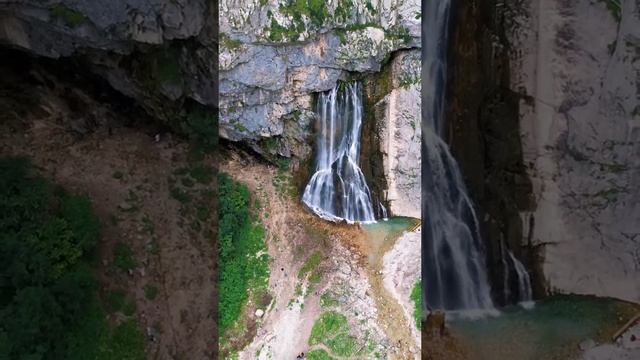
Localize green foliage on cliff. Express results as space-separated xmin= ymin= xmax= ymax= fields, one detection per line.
xmin=218 ymin=173 xmax=269 ymax=334
xmin=0 ymin=157 xmax=144 ymax=360
xmin=281 ymin=0 xmax=329 ymax=28
xmin=50 ymin=4 xmax=87 ymax=28
xmin=268 ymin=0 xmax=330 ymax=41
xmin=411 ymin=280 xmax=422 ymax=329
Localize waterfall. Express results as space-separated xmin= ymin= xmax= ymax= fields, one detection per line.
xmin=422 ymin=0 xmax=532 ymax=311
xmin=379 ymin=202 xmax=389 ymax=221
xmin=502 ymin=238 xmax=533 ymax=304
xmin=302 ymin=82 xmax=377 ymax=223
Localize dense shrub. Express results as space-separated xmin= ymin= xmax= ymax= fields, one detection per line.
xmin=218 ymin=172 xmax=269 ymax=334
xmin=0 ymin=157 xmax=143 ymax=359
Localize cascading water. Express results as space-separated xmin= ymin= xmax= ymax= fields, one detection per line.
xmin=302 ymin=82 xmax=377 ymax=223
xmin=422 ymin=0 xmax=532 ymax=311
xmin=501 ymin=239 xmax=533 ymax=304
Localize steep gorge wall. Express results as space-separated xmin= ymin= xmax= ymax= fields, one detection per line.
xmin=511 ymin=0 xmax=640 ymax=303
xmin=448 ymin=0 xmax=640 ymax=303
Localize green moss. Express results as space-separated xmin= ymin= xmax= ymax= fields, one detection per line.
xmin=50 ymin=4 xmax=87 ymax=28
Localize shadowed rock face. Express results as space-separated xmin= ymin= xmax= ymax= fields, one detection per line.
xmin=0 ymin=0 xmax=217 ymax=126
xmin=0 ymin=0 xmax=423 ymax=218
xmin=447 ymin=0 xmax=640 ymax=304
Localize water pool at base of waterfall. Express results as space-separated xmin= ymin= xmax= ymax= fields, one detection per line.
xmin=448 ymin=295 xmax=640 ymax=360
xmin=362 ymin=217 xmax=419 ymax=267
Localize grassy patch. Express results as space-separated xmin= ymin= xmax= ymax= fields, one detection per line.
xmin=411 ymin=280 xmax=422 ymax=329
xmin=307 ymin=349 xmax=333 ymax=360
xmin=309 ymin=312 xmax=357 ymax=357
xmin=298 ymin=251 xmax=323 ymax=278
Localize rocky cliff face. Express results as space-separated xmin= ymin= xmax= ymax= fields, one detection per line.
xmin=373 ymin=50 xmax=421 ymax=218
xmin=511 ymin=0 xmax=640 ymax=303
xmin=219 ymin=0 xmax=420 ymax=155
xmin=219 ymin=0 xmax=421 ymax=217
xmin=449 ymin=0 xmax=640 ymax=303
xmin=0 ymin=0 xmax=423 ymax=218
xmin=0 ymin=0 xmax=217 ymax=131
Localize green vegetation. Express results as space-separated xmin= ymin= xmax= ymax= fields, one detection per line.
xmin=280 ymin=0 xmax=329 ymax=28
xmin=335 ymin=22 xmax=382 ymax=44
xmin=399 ymin=73 xmax=421 ymax=88
xmin=50 ymin=4 xmax=87 ymax=28
xmin=320 ymin=292 xmax=339 ymax=308
xmin=189 ymin=164 xmax=214 ymax=184
xmin=114 ymin=242 xmax=136 ymax=271
xmin=309 ymin=312 xmax=358 ymax=357
xmin=386 ymin=26 xmax=413 ymax=44
xmin=410 ymin=280 xmax=422 ymax=329
xmin=0 ymin=157 xmax=144 ymax=359
xmin=299 ymin=251 xmax=323 ymax=278
xmin=599 ymin=0 xmax=621 ymax=22
xmin=182 ymin=107 xmax=217 ymax=154
xmin=220 ymin=33 xmax=243 ymax=50
xmin=334 ymin=0 xmax=354 ymax=22
xmin=268 ymin=18 xmax=301 ymax=42
xmin=267 ymin=0 xmax=329 ymax=41
xmin=307 ymin=349 xmax=333 ymax=360
xmin=219 ymin=172 xmax=270 ymax=335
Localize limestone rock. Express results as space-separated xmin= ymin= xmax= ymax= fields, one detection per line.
xmin=510 ymin=0 xmax=640 ymax=302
